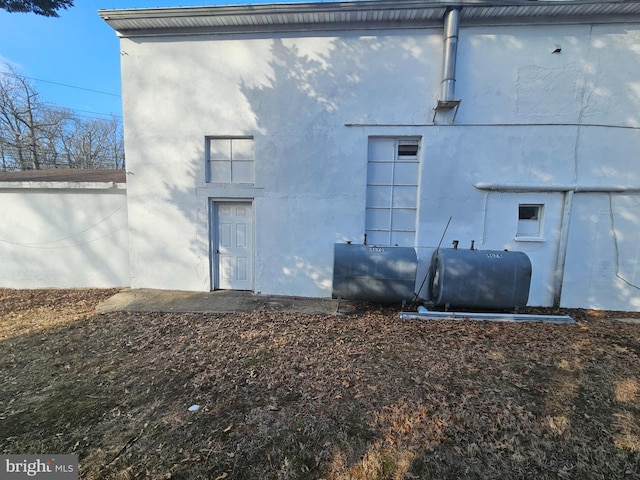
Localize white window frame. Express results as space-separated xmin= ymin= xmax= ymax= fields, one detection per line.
xmin=365 ymin=137 xmax=420 ymax=247
xmin=515 ymin=203 xmax=545 ymax=241
xmin=205 ymin=136 xmax=255 ymax=185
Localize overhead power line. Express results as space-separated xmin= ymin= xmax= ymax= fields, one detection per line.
xmin=2 ymin=72 xmax=121 ymax=97
xmin=42 ymin=101 xmax=122 ymax=120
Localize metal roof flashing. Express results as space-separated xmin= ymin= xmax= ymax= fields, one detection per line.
xmin=0 ymin=181 xmax=126 ymax=190
xmin=0 ymin=169 xmax=126 ymax=190
xmin=99 ymin=0 xmax=640 ymax=37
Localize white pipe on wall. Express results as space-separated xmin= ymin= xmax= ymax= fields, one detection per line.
xmin=553 ymin=190 xmax=574 ymax=307
xmin=473 ymin=182 xmax=640 ymax=193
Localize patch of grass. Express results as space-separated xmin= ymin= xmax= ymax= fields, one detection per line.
xmin=244 ymin=345 xmax=271 ymax=367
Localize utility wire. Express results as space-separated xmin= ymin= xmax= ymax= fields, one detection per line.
xmin=0 ymin=203 xmax=126 ymax=247
xmin=41 ymin=101 xmax=122 ymax=120
xmin=2 ymin=71 xmax=121 ymax=97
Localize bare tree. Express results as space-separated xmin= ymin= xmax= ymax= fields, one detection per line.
xmin=0 ymin=70 xmax=36 ymax=169
xmin=0 ymin=67 xmax=124 ymax=171
xmin=38 ymin=106 xmax=73 ymax=168
xmin=108 ymin=115 xmax=125 ymax=170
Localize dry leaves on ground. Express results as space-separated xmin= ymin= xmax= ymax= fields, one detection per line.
xmin=1 ymin=289 xmax=639 ymax=479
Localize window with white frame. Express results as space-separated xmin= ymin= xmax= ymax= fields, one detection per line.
xmin=517 ymin=204 xmax=543 ymax=237
xmin=206 ymin=137 xmax=254 ymax=184
xmin=365 ymin=137 xmax=420 ymax=246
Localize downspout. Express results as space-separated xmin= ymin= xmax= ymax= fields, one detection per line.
xmin=434 ymin=7 xmax=462 ymax=123
xmin=440 ymin=7 xmax=460 ymax=103
xmin=553 ymin=190 xmax=574 ymax=308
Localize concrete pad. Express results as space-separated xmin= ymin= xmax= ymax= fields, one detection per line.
xmin=615 ymin=317 xmax=640 ymax=325
xmin=97 ymin=288 xmax=362 ymax=315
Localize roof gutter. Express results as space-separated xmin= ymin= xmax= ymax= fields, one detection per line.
xmin=99 ymin=1 xmax=640 ymax=39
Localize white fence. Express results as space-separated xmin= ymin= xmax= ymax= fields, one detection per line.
xmin=0 ymin=175 xmax=130 ymax=289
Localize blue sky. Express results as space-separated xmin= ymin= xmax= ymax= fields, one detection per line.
xmin=0 ymin=1 xmax=306 ymax=122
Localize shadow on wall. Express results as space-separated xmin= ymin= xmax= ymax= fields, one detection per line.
xmin=149 ymin=31 xmax=440 ymax=295
xmin=134 ymin=23 xmax=640 ymax=304
xmin=236 ymin=34 xmax=437 ymax=295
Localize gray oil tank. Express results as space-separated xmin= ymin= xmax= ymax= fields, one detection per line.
xmin=429 ymin=248 xmax=532 ymax=310
xmin=332 ymin=243 xmax=418 ymax=302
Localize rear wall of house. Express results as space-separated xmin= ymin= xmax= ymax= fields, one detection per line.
xmin=119 ymin=20 xmax=640 ymax=310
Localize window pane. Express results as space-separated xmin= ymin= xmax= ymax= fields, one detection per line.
xmin=391 ymin=230 xmax=415 ymax=246
xmin=209 ymin=139 xmax=231 ymax=160
xmin=392 ymin=186 xmax=417 ymax=208
xmin=397 ymin=142 xmax=419 ymax=158
xmin=519 ymin=205 xmax=540 ymax=220
xmin=393 ymin=162 xmax=419 ymax=185
xmin=232 ymin=160 xmax=254 ymax=183
xmin=210 ymin=160 xmax=232 ymax=183
xmin=366 ymin=185 xmax=392 ymax=208
xmin=368 ymin=138 xmax=396 ymax=162
xmin=365 ymin=230 xmax=390 ymax=246
xmin=232 ymin=138 xmax=254 ymax=161
xmin=367 ymin=162 xmax=393 ymax=185
xmin=517 ymin=220 xmax=540 ymax=236
xmin=366 ymin=208 xmax=391 ymax=231
xmin=391 ymin=208 xmax=416 ymax=231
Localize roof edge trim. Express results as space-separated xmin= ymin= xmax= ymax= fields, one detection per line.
xmin=99 ymin=0 xmax=640 ymax=37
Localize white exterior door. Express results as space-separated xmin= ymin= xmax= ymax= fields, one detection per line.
xmin=213 ymin=201 xmax=253 ymax=290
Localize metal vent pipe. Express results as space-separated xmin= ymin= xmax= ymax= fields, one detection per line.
xmin=440 ymin=7 xmax=461 ymax=102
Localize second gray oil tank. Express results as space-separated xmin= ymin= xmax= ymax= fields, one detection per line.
xmin=429 ymin=248 xmax=532 ymax=310
xmin=333 ymin=243 xmax=418 ymax=302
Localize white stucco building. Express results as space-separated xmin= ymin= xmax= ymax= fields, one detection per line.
xmin=99 ymin=0 xmax=640 ymax=311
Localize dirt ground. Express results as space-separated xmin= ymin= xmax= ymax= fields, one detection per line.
xmin=1 ymin=288 xmax=639 ymax=480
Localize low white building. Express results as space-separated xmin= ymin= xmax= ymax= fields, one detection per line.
xmin=100 ymin=0 xmax=640 ymax=311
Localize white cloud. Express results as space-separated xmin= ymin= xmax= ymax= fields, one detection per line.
xmin=0 ymin=56 xmax=22 ymax=73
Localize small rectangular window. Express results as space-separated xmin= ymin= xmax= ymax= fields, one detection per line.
xmin=206 ymin=136 xmax=254 ymax=184
xmin=397 ymin=142 xmax=419 ymax=158
xmin=519 ymin=205 xmax=540 ymax=221
xmin=517 ymin=204 xmax=543 ymax=237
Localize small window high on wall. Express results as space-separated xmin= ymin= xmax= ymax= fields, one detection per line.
xmin=206 ymin=137 xmax=254 ymax=184
xmin=365 ymin=137 xmax=420 ymax=246
xmin=517 ymin=204 xmax=543 ymax=238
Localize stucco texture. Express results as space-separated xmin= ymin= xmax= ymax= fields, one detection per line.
xmin=0 ymin=186 xmax=130 ymax=288
xmin=118 ymin=21 xmax=640 ymax=310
